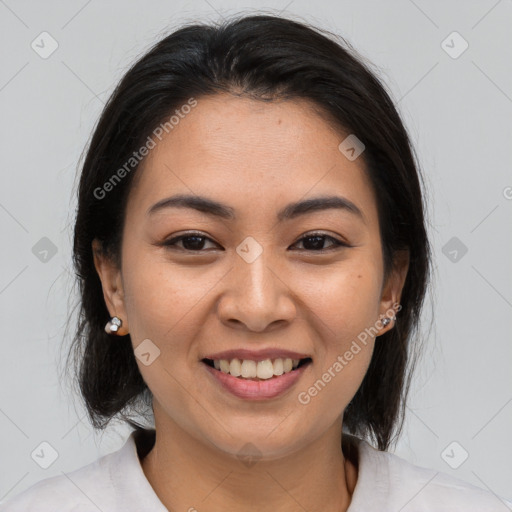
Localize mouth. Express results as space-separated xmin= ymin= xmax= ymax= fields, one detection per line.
xmin=201 ymin=356 xmax=313 ymax=400
xmin=201 ymin=357 xmax=313 ymax=381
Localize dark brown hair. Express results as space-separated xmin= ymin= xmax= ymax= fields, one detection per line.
xmin=64 ymin=13 xmax=433 ymax=451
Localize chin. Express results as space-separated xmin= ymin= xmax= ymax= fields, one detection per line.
xmin=198 ymin=421 xmax=311 ymax=462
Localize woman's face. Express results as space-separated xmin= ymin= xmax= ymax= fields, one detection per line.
xmin=94 ymin=93 xmax=408 ymax=459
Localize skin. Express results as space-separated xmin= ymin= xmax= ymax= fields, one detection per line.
xmin=93 ymin=93 xmax=409 ymax=512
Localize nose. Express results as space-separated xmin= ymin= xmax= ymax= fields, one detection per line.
xmin=217 ymin=249 xmax=296 ymax=333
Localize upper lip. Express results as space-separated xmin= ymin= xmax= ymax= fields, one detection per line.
xmin=202 ymin=348 xmax=312 ymax=362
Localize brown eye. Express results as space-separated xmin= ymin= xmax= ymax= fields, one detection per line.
xmin=163 ymin=233 xmax=220 ymax=251
xmin=292 ymin=233 xmax=349 ymax=252
xmin=161 ymin=231 xmax=350 ymax=253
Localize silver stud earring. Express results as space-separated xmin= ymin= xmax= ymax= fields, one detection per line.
xmin=105 ymin=316 xmax=122 ymax=334
xmin=383 ymin=314 xmax=397 ymax=327
xmin=381 ymin=317 xmax=391 ymax=327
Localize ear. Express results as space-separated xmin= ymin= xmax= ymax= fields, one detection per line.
xmin=377 ymin=249 xmax=409 ymax=336
xmin=92 ymin=238 xmax=129 ymax=336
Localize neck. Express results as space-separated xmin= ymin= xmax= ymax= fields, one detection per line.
xmin=139 ymin=418 xmax=358 ymax=512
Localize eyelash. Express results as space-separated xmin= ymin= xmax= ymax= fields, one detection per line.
xmin=162 ymin=231 xmax=350 ymax=253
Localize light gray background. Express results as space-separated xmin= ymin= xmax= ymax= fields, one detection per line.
xmin=1 ymin=0 xmax=511 ymax=506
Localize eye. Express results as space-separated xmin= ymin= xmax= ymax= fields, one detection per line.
xmin=291 ymin=232 xmax=350 ymax=252
xmin=162 ymin=232 xmax=220 ymax=252
xmin=162 ymin=231 xmax=350 ymax=253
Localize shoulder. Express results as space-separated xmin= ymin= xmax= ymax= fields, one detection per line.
xmin=0 ymin=438 xmax=134 ymax=512
xmin=0 ymin=454 xmax=114 ymax=512
xmin=0 ymin=429 xmax=164 ymax=512
xmin=347 ymin=435 xmax=512 ymax=511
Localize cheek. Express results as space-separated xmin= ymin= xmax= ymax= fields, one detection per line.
xmin=299 ymin=258 xmax=382 ymax=336
xmin=120 ymin=251 xmax=205 ymax=402
xmin=296 ymin=337 xmax=375 ymax=428
xmin=121 ymin=246 xmax=209 ymax=339
xmin=297 ymin=258 xmax=380 ymax=397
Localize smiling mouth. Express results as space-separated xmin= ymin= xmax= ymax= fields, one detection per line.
xmin=202 ymin=357 xmax=312 ymax=381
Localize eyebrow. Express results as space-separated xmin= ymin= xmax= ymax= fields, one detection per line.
xmin=147 ymin=194 xmax=365 ymax=224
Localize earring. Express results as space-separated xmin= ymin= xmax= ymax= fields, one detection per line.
xmin=105 ymin=316 xmax=122 ymax=334
xmin=380 ymin=304 xmax=400 ymax=330
xmin=381 ymin=314 xmax=397 ymax=327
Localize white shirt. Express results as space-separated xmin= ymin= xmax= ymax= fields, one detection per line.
xmin=1 ymin=428 xmax=511 ymax=511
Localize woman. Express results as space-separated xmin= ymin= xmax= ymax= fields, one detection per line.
xmin=3 ymin=13 xmax=510 ymax=512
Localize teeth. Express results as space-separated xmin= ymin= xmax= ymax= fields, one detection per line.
xmin=229 ymin=358 xmax=241 ymax=377
xmin=241 ymin=359 xmax=257 ymax=378
xmin=273 ymin=358 xmax=284 ymax=376
xmin=210 ymin=357 xmax=304 ymax=379
xmin=256 ymin=360 xmax=274 ymax=379
xmin=283 ymin=358 xmax=293 ymax=373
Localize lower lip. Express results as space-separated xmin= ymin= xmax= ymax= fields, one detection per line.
xmin=203 ymin=361 xmax=311 ymax=400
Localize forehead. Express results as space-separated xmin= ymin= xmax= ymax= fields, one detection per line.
xmin=126 ymin=94 xmax=379 ymax=226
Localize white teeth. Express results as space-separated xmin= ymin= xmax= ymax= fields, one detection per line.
xmin=229 ymin=358 xmax=242 ymax=377
xmin=219 ymin=360 xmax=230 ymax=373
xmin=210 ymin=357 xmax=306 ymax=379
xmin=257 ymin=359 xmax=274 ymax=379
xmin=273 ymin=358 xmax=284 ymax=376
xmin=241 ymin=359 xmax=257 ymax=378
